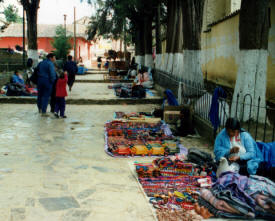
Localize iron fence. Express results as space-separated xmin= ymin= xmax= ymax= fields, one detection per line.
xmin=152 ymin=68 xmax=275 ymax=142
xmin=191 ymin=88 xmax=275 ymax=142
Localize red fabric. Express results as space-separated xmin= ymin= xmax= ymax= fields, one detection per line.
xmin=56 ymin=74 xmax=68 ymax=97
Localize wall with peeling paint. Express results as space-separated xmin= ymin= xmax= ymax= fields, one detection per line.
xmin=201 ymin=1 xmax=275 ymax=100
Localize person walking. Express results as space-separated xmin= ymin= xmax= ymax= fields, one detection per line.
xmin=97 ymin=56 xmax=102 ymax=69
xmin=64 ymin=55 xmax=78 ymax=91
xmin=37 ymin=53 xmax=57 ymax=116
xmin=54 ymin=71 xmax=68 ymax=118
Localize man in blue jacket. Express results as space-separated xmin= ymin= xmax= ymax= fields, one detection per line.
xmin=37 ymin=53 xmax=57 ymax=115
xmin=214 ymin=118 xmax=263 ymax=175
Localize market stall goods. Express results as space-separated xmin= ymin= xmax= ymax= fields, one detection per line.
xmin=105 ymin=120 xmax=181 ymax=157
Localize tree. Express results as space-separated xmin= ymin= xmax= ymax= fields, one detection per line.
xmin=84 ymin=0 xmax=161 ymax=67
xmin=160 ymin=0 xmax=205 ymax=88
xmin=51 ymin=26 xmax=72 ymax=60
xmin=2 ymin=5 xmax=22 ymax=23
xmin=181 ymin=0 xmax=205 ymax=85
xmin=161 ymin=0 xmax=183 ymax=74
xmin=20 ymin=0 xmax=40 ymax=66
xmin=231 ymin=0 xmax=270 ymax=122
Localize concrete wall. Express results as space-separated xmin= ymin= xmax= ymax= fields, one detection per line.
xmin=0 ymin=37 xmax=90 ymax=62
xmin=201 ymin=1 xmax=275 ymax=100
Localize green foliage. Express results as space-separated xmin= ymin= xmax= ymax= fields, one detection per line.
xmin=2 ymin=4 xmax=22 ymax=23
xmin=84 ymin=0 xmax=166 ymax=45
xmin=51 ymin=26 xmax=72 ymax=60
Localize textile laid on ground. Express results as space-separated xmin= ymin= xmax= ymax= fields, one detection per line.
xmin=134 ymin=155 xmax=215 ymax=220
xmin=133 ymin=154 xmax=275 ymax=220
xmin=199 ymin=171 xmax=275 ymax=219
xmin=105 ymin=118 xmax=184 ymax=157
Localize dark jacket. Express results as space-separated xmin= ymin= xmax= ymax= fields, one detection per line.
xmin=64 ymin=60 xmax=78 ymax=75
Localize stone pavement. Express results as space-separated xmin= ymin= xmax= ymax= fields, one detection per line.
xmin=0 ymin=72 xmax=218 ymax=221
xmin=0 ymin=104 xmax=215 ymax=221
xmin=0 ymin=104 xmax=161 ymax=221
xmin=0 ymin=83 xmax=162 ymax=105
xmin=75 ymin=74 xmax=133 ymax=83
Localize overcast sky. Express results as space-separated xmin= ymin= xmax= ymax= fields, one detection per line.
xmin=1 ymin=0 xmax=95 ymax=24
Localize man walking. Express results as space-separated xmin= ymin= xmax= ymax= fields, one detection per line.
xmin=64 ymin=55 xmax=78 ymax=91
xmin=37 ymin=53 xmax=57 ymax=116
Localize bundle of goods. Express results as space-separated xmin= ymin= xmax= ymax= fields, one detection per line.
xmin=198 ymin=172 xmax=275 ymax=220
xmin=153 ymin=157 xmax=194 ymax=177
xmin=114 ymin=112 xmax=153 ymax=120
xmin=108 ymin=83 xmax=146 ymax=99
xmin=105 ymin=120 xmax=180 ymax=157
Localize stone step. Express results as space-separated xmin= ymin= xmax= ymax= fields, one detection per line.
xmin=84 ymin=70 xmax=108 ymax=75
xmin=75 ymin=79 xmax=133 ymax=83
xmin=0 ymin=96 xmax=163 ymax=105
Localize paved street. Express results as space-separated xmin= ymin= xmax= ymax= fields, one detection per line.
xmin=0 ymin=77 xmax=214 ymax=221
xmin=0 ymin=104 xmax=159 ymax=221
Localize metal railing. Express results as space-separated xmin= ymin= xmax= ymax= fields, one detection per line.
xmin=153 ymin=68 xmax=275 ymax=142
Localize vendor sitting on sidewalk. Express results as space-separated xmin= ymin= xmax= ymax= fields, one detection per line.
xmin=12 ymin=70 xmax=25 ymax=87
xmin=135 ymin=68 xmax=153 ymax=89
xmin=214 ymin=118 xmax=263 ymax=175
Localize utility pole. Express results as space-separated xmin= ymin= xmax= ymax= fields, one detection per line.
xmin=22 ymin=9 xmax=26 ymax=68
xmin=74 ymin=7 xmax=77 ymax=62
xmin=63 ymin=14 xmax=67 ymax=37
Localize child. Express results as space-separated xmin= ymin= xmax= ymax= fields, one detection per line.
xmin=54 ymin=71 xmax=68 ymax=118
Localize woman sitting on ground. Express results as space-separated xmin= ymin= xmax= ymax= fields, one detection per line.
xmin=12 ymin=70 xmax=25 ymax=87
xmin=135 ymin=68 xmax=153 ymax=89
xmin=214 ymin=118 xmax=263 ymax=175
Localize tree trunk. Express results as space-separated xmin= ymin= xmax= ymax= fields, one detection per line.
xmin=162 ymin=0 xmax=177 ymax=71
xmin=181 ymin=0 xmax=205 ymax=87
xmin=21 ymin=0 xmax=40 ymax=66
xmin=172 ymin=0 xmax=183 ymax=79
xmin=155 ymin=2 xmax=162 ymax=69
xmin=232 ymin=0 xmax=270 ymax=122
xmin=144 ymin=16 xmax=153 ymax=68
xmin=134 ymin=21 xmax=145 ymax=65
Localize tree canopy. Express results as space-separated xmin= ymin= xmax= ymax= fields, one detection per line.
xmin=2 ymin=4 xmax=22 ymax=23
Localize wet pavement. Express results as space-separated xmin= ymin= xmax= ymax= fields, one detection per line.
xmin=0 ymin=104 xmax=162 ymax=221
xmin=76 ymin=74 xmax=104 ymax=81
xmin=0 ymin=76 xmax=215 ymax=220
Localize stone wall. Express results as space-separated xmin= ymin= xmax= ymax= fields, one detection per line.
xmin=0 ymin=72 xmax=14 ymax=87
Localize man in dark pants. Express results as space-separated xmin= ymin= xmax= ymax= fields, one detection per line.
xmin=37 ymin=53 xmax=57 ymax=116
xmin=64 ymin=55 xmax=78 ymax=91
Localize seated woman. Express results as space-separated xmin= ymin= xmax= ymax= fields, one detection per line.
xmin=214 ymin=118 xmax=263 ymax=175
xmin=12 ymin=70 xmax=25 ymax=87
xmin=135 ymin=68 xmax=153 ymax=89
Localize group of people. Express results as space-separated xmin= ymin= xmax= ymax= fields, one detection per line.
xmin=31 ymin=54 xmax=78 ymax=118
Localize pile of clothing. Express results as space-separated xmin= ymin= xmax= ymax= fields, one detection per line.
xmin=108 ymin=83 xmax=146 ymax=98
xmin=134 ymin=148 xmax=275 ymax=220
xmin=199 ymin=171 xmax=275 ymax=219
